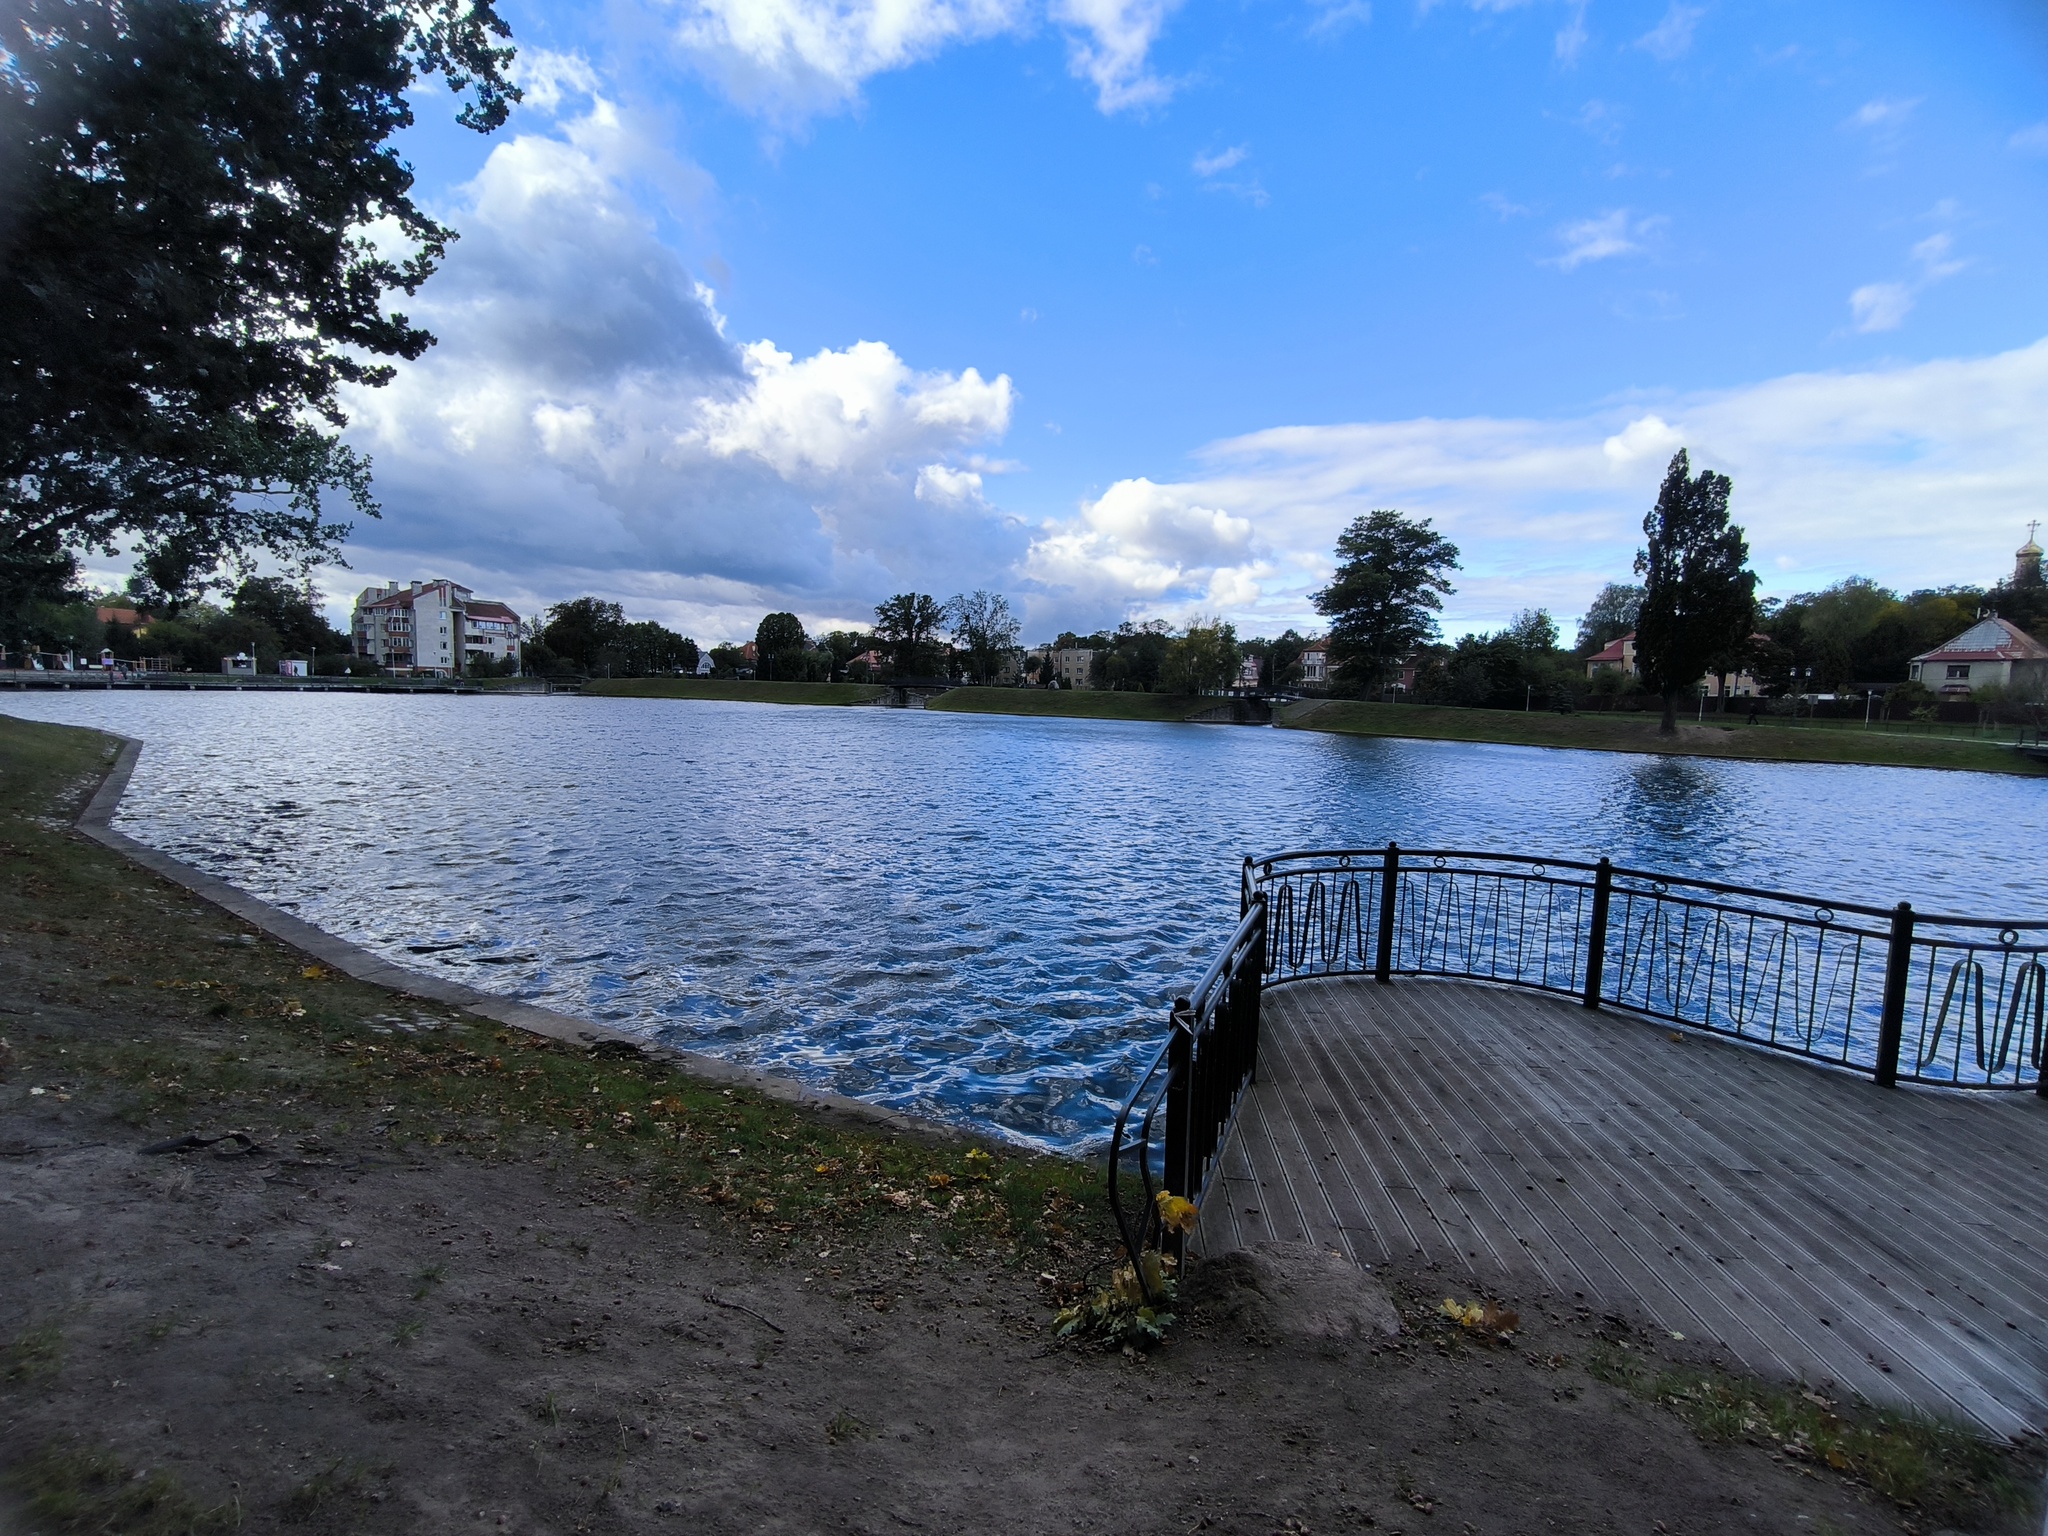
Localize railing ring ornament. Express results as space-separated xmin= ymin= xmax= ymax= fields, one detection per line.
xmin=2000 ymin=926 xmax=2021 ymax=948
xmin=1338 ymin=853 xmax=1352 ymax=869
xmin=1433 ymin=855 xmax=1448 ymax=870
xmin=1815 ymin=907 xmax=1834 ymax=926
xmin=1651 ymin=880 xmax=1669 ymax=895
xmin=1531 ymin=862 xmax=1545 ymax=876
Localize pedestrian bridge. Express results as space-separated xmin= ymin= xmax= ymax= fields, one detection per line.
xmin=1112 ymin=847 xmax=2048 ymax=1437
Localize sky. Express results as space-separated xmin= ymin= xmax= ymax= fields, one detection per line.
xmin=284 ymin=0 xmax=2048 ymax=645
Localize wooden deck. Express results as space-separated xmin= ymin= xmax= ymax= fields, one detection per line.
xmin=1196 ymin=976 xmax=2048 ymax=1437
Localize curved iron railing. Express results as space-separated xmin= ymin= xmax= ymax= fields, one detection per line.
xmin=1247 ymin=845 xmax=2048 ymax=1093
xmin=1106 ymin=845 xmax=2045 ymax=1292
xmin=1105 ymin=896 xmax=1265 ymax=1300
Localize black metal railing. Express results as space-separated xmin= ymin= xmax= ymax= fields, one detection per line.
xmin=1105 ymin=844 xmax=2045 ymax=1291
xmin=1105 ymin=895 xmax=1266 ymax=1299
xmin=1248 ymin=844 xmax=2048 ymax=1093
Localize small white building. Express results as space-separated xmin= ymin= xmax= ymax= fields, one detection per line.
xmin=277 ymin=659 xmax=308 ymax=678
xmin=1909 ymin=616 xmax=2048 ymax=697
xmin=222 ymin=653 xmax=256 ymax=675
xmin=1299 ymin=644 xmax=1330 ymax=685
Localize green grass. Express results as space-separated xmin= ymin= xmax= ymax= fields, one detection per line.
xmin=582 ymin=678 xmax=883 ymax=705
xmin=1280 ymin=699 xmax=2047 ymax=776
xmin=2 ymin=1442 xmax=234 ymax=1535
xmin=924 ymin=687 xmax=1204 ymax=722
xmin=1587 ymin=1342 xmax=2038 ymax=1528
xmin=0 ymin=714 xmax=1109 ymax=1270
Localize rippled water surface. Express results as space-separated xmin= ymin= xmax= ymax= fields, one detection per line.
xmin=9 ymin=692 xmax=2039 ymax=1148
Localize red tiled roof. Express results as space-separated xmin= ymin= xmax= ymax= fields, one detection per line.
xmin=1587 ymin=630 xmax=1634 ymax=664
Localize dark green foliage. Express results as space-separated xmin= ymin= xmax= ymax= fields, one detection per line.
xmin=0 ymin=0 xmax=517 ymax=599
xmin=541 ymin=597 xmax=623 ymax=670
xmin=1312 ymin=510 xmax=1461 ymax=690
xmin=1634 ymin=452 xmax=1757 ymax=732
xmin=229 ymin=576 xmax=348 ymax=656
xmin=1572 ymin=582 xmax=1644 ymax=655
xmin=874 ymin=592 xmax=947 ymax=676
xmin=753 ymin=611 xmax=808 ymax=680
xmin=540 ymin=597 xmax=694 ymax=677
xmin=946 ymin=590 xmax=1021 ymax=683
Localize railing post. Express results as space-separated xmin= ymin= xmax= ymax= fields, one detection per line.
xmin=1375 ymin=842 xmax=1399 ymax=984
xmin=1163 ymin=999 xmax=1193 ymax=1259
xmin=1875 ymin=902 xmax=1914 ymax=1088
xmin=1582 ymin=858 xmax=1612 ymax=1009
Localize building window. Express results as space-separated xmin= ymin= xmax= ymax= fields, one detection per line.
xmin=1945 ymin=664 xmax=1971 ymax=680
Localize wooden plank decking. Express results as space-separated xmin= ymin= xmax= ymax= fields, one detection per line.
xmin=1194 ymin=976 xmax=2048 ymax=1438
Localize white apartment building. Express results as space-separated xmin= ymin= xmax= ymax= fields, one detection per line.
xmin=351 ymin=580 xmax=522 ymax=677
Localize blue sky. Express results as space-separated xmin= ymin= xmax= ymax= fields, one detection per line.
xmin=296 ymin=0 xmax=2048 ymax=644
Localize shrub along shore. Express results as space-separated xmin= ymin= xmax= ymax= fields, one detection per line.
xmin=579 ymin=676 xmax=2045 ymax=775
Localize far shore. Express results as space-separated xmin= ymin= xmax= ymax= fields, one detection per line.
xmin=581 ymin=676 xmax=2047 ymax=777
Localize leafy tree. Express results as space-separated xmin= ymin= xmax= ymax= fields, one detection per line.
xmin=1312 ymin=510 xmax=1460 ymax=691
xmin=874 ymin=593 xmax=946 ymax=677
xmin=0 ymin=526 xmax=81 ymax=651
xmin=541 ymin=597 xmax=625 ymax=672
xmin=707 ymin=643 xmax=749 ymax=678
xmin=946 ymin=590 xmax=1022 ymax=683
xmin=0 ymin=0 xmax=518 ymax=602
xmin=753 ymin=612 xmax=807 ymax=680
xmin=1160 ymin=620 xmax=1241 ymax=695
xmin=229 ymin=576 xmax=346 ymax=656
xmin=614 ymin=620 xmax=698 ymax=677
xmin=1572 ymin=583 xmax=1644 ymax=655
xmin=1503 ymin=608 xmax=1559 ymax=653
xmin=1634 ymin=451 xmax=1757 ymax=733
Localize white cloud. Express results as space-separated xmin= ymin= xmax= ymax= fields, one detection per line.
xmin=1479 ymin=191 xmax=1531 ymax=220
xmin=668 ymin=0 xmax=1024 ymax=117
xmin=1025 ymin=478 xmax=1260 ymax=613
xmin=1193 ymin=144 xmax=1249 ymax=177
xmin=2012 ymin=122 xmax=2048 ymax=156
xmin=1846 ymin=231 xmax=1968 ymax=333
xmin=1051 ymin=0 xmax=1183 ymax=112
xmin=1849 ymin=282 xmax=1913 ymax=333
xmin=1634 ymin=3 xmax=1702 ymax=61
xmin=663 ymin=0 xmax=1180 ymax=118
xmin=1846 ymin=97 xmax=1919 ymax=131
xmin=1553 ymin=1 xmax=1588 ymax=64
xmin=1019 ymin=339 xmax=2048 ymax=636
xmin=334 ymin=81 xmax=1020 ymax=642
xmin=1306 ymin=0 xmax=1371 ymax=39
xmin=1550 ymin=208 xmax=1663 ymax=269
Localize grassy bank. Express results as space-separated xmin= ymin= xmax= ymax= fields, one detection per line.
xmin=0 ymin=715 xmax=1097 ymax=1255
xmin=1281 ymin=698 xmax=2048 ymax=776
xmin=923 ymin=686 xmax=1202 ymax=722
xmin=583 ymin=677 xmax=884 ymax=706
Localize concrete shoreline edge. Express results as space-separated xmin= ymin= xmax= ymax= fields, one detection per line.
xmin=71 ymin=729 xmax=973 ymax=1149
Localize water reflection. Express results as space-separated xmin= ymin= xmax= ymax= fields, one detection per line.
xmin=6 ymin=692 xmax=2039 ymax=1148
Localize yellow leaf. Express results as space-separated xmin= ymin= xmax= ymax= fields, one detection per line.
xmin=1153 ymin=1191 xmax=1199 ymax=1234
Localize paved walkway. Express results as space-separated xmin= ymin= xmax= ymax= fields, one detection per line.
xmin=1196 ymin=976 xmax=2048 ymax=1437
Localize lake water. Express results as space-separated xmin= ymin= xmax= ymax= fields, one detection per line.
xmin=8 ymin=692 xmax=2040 ymax=1150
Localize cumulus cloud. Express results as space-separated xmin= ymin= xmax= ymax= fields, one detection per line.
xmin=1052 ymin=0 xmax=1184 ymax=111
xmin=1020 ymin=339 xmax=2048 ymax=636
xmin=334 ymin=79 xmax=1019 ymax=641
xmin=1634 ymin=3 xmax=1702 ymax=61
xmin=1846 ymin=97 xmax=1919 ymax=131
xmin=1192 ymin=144 xmax=1249 ymax=176
xmin=2012 ymin=122 xmax=2048 ymax=156
xmin=664 ymin=0 xmax=1180 ymax=118
xmin=1025 ymin=478 xmax=1261 ymax=617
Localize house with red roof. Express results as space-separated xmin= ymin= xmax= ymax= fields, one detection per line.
xmin=1908 ymin=616 xmax=2048 ymax=697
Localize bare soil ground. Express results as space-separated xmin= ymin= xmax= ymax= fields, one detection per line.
xmin=2 ymin=715 xmax=2040 ymax=1536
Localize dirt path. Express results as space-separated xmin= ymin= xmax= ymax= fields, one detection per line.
xmin=2 ymin=714 xmax=2039 ymax=1534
